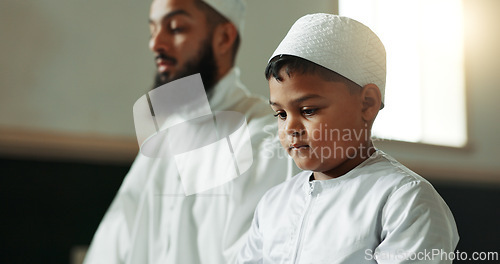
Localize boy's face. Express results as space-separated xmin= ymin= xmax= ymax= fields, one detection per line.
xmin=269 ymin=71 xmax=370 ymax=177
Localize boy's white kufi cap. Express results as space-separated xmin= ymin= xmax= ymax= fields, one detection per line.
xmin=203 ymin=0 xmax=246 ymax=33
xmin=270 ymin=13 xmax=386 ymax=106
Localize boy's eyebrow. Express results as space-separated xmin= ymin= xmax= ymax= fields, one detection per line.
xmin=294 ymin=94 xmax=323 ymax=104
xmin=149 ymin=9 xmax=191 ymax=25
xmin=269 ymin=100 xmax=280 ymax=106
xmin=269 ymin=94 xmax=324 ymax=107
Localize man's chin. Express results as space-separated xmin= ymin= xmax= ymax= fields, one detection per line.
xmin=154 ymin=71 xmax=175 ymax=89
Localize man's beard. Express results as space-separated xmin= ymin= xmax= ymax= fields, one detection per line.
xmin=153 ymin=38 xmax=218 ymax=94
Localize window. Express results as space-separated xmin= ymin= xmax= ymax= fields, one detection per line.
xmin=340 ymin=0 xmax=467 ymax=147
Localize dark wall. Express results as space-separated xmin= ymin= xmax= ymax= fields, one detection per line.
xmin=1 ymin=157 xmax=499 ymax=263
xmin=431 ymin=179 xmax=500 ymax=256
xmin=0 ymin=157 xmax=130 ymax=264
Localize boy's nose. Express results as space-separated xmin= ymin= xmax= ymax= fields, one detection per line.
xmin=288 ymin=129 xmax=305 ymax=137
xmin=285 ymin=117 xmax=305 ymax=137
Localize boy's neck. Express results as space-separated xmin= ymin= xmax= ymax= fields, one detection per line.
xmin=312 ymin=141 xmax=376 ymax=181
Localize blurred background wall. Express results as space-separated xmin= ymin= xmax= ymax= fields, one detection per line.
xmin=0 ymin=0 xmax=498 ymax=263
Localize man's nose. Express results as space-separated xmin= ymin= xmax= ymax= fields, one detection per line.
xmin=149 ymin=28 xmax=170 ymax=53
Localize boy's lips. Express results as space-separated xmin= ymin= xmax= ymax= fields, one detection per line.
xmin=289 ymin=143 xmax=310 ymax=150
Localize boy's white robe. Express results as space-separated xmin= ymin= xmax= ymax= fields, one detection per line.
xmin=238 ymin=150 xmax=459 ymax=264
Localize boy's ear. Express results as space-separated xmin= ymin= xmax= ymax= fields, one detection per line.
xmin=212 ymin=22 xmax=238 ymax=57
xmin=360 ymin=83 xmax=382 ymax=122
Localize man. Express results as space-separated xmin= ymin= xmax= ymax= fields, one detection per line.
xmin=84 ymin=0 xmax=296 ymax=263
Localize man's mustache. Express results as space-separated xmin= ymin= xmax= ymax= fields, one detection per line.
xmin=155 ymin=53 xmax=177 ymax=64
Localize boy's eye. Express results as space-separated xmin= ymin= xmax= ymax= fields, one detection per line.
xmin=302 ymin=108 xmax=317 ymax=116
xmin=273 ymin=112 xmax=287 ymax=120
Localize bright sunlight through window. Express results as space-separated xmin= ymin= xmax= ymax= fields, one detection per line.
xmin=340 ymin=0 xmax=467 ymax=147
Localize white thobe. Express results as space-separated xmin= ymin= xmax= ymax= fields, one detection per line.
xmin=84 ymin=68 xmax=297 ymax=264
xmin=237 ymin=150 xmax=459 ymax=264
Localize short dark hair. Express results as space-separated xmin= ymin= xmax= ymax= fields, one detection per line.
xmin=265 ymin=55 xmax=361 ymax=93
xmin=194 ymin=0 xmax=241 ymax=65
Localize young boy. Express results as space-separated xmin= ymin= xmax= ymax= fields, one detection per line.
xmin=237 ymin=14 xmax=459 ymax=263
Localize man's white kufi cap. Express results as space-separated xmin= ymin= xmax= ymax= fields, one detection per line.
xmin=203 ymin=0 xmax=246 ymax=33
xmin=270 ymin=13 xmax=387 ymax=106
